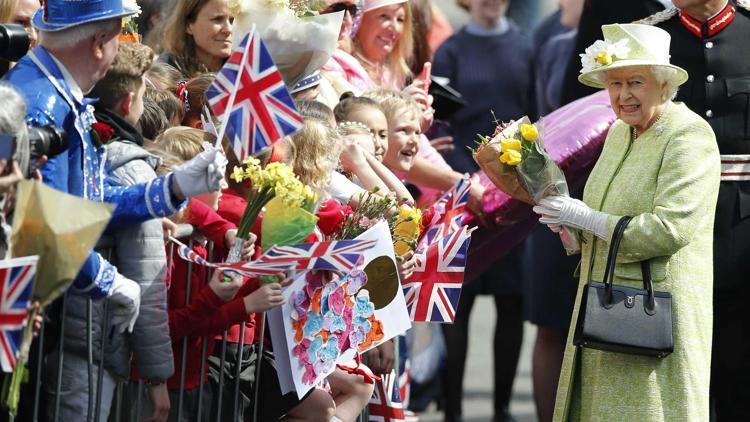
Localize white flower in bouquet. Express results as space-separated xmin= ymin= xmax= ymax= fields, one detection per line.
xmin=231 ymin=0 xmax=343 ymax=87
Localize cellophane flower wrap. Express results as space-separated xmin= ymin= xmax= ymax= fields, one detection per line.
xmin=228 ymin=157 xmax=318 ymax=264
xmin=261 ymin=196 xmax=319 ymax=252
xmin=473 ymin=116 xmax=579 ymax=251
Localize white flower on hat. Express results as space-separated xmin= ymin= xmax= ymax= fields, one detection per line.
xmin=580 ymin=38 xmax=630 ymax=74
xmin=123 ymin=0 xmax=142 ymax=17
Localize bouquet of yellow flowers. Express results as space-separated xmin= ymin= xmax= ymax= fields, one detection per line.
xmin=229 ymin=157 xmax=318 ymax=261
xmin=473 ymin=116 xmax=579 ymax=251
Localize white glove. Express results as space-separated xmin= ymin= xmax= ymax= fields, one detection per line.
xmin=108 ymin=273 xmax=141 ymax=333
xmin=171 ymin=143 xmax=227 ymax=199
xmin=532 ymin=195 xmax=610 ymax=240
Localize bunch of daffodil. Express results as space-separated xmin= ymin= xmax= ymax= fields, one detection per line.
xmin=392 ymin=204 xmax=423 ymax=256
xmin=231 ymin=157 xmax=318 ymax=240
xmin=498 ymin=123 xmax=539 ymax=167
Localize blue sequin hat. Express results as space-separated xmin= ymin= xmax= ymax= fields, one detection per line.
xmin=33 ymin=0 xmax=138 ymax=32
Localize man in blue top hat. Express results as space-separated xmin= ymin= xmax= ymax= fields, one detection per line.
xmin=3 ymin=0 xmax=227 ymax=419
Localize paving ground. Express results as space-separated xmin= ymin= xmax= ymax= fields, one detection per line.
xmin=416 ymin=296 xmax=538 ymax=422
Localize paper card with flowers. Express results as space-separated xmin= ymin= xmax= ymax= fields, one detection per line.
xmin=268 ymin=221 xmax=411 ymax=398
xmin=473 ymin=116 xmax=580 ymax=251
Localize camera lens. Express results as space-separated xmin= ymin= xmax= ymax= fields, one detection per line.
xmin=28 ymin=125 xmax=68 ymax=159
xmin=0 ymin=24 xmax=30 ymax=62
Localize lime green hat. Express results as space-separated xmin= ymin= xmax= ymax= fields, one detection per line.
xmin=578 ymin=23 xmax=689 ymax=89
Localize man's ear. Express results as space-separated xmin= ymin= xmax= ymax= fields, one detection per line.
xmin=118 ymin=92 xmax=135 ymax=118
xmin=92 ymin=32 xmax=107 ymax=60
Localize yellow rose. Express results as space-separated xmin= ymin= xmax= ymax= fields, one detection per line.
xmin=500 ymin=138 xmax=522 ymax=152
xmin=394 ymin=240 xmax=413 ymax=257
xmin=520 ymin=123 xmax=538 ymax=141
xmin=499 ymin=149 xmax=522 ymax=166
xmin=393 ymin=204 xmax=422 ymax=254
xmin=595 ymin=52 xmax=612 ymax=65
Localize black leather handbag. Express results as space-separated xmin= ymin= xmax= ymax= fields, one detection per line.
xmin=573 ymin=216 xmax=674 ymax=358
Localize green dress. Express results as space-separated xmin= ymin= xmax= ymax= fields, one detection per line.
xmin=553 ymin=102 xmax=720 ymax=421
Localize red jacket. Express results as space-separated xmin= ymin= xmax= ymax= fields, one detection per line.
xmin=165 ymin=199 xmax=259 ymax=390
xmin=218 ymin=191 xmax=352 ymax=347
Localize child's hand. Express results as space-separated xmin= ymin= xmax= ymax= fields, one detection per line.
xmin=244 ymin=283 xmax=285 ymax=313
xmin=162 ymin=218 xmax=178 ymax=243
xmin=397 ymin=250 xmax=416 ymax=281
xmin=365 ymin=340 xmax=395 ymax=374
xmin=339 ymin=138 xmax=367 ymax=172
xmin=467 ymin=174 xmax=488 ymax=226
xmin=209 ymin=270 xmax=243 ymax=302
xmin=224 ymin=229 xmax=257 ymax=261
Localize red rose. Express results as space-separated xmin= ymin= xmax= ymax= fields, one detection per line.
xmin=92 ymin=122 xmax=115 ymax=143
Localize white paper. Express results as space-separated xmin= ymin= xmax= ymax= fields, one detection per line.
xmin=268 ymin=221 xmax=412 ymax=399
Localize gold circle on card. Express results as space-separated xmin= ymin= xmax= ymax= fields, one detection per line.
xmin=362 ymin=256 xmax=399 ymax=310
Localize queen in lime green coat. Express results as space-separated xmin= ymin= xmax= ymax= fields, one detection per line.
xmin=533 ymin=24 xmax=720 ymax=421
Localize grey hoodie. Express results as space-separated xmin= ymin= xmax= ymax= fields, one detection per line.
xmin=106 ymin=140 xmax=174 ymax=381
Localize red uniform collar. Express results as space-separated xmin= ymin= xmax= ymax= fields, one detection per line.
xmin=679 ymin=2 xmax=736 ymax=38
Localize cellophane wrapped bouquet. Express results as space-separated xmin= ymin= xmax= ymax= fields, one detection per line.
xmin=473 ymin=116 xmax=579 ymax=251
xmin=228 ymin=156 xmax=318 ymax=262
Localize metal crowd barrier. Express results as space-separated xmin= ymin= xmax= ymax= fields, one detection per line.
xmin=14 ymin=223 xmax=384 ymax=422
xmin=13 ymin=224 xmax=250 ymax=422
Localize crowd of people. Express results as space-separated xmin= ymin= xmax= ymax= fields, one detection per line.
xmin=0 ymin=0 xmax=748 ymax=421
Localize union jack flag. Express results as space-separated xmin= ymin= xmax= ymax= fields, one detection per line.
xmin=369 ymin=370 xmax=405 ymax=422
xmin=205 ymin=28 xmax=303 ymax=160
xmin=403 ymin=226 xmax=471 ymax=323
xmin=173 ymin=238 xmax=209 ymax=267
xmin=257 ymin=239 xmax=377 ymax=273
xmin=0 ymin=257 xmax=37 ymax=372
xmin=170 ymin=237 xmax=292 ymax=277
xmin=420 ymin=176 xmax=471 ymax=248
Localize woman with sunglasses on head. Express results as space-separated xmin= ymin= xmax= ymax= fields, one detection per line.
xmin=159 ymin=0 xmax=234 ymax=78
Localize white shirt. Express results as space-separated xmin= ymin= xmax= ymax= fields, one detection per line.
xmin=328 ymin=171 xmax=360 ymax=204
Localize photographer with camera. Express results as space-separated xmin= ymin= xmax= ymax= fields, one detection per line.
xmin=3 ymin=0 xmax=228 ymax=419
xmin=10 ymin=0 xmax=40 ymax=49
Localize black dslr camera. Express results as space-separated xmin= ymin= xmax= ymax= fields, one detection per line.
xmin=0 ymin=126 xmax=68 ymax=177
xmin=0 ymin=24 xmax=30 ymax=78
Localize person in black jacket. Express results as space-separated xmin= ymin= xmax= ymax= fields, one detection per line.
xmin=638 ymin=1 xmax=750 ymax=419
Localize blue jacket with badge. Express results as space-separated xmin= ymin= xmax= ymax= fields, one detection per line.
xmin=3 ymin=46 xmax=184 ymax=298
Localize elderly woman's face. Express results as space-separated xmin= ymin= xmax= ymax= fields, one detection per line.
xmin=605 ymin=66 xmax=666 ymax=132
xmin=356 ymin=4 xmax=406 ymax=63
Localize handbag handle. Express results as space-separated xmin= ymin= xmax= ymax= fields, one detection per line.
xmin=600 ymin=216 xmax=656 ymax=313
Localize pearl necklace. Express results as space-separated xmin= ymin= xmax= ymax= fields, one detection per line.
xmin=632 ymin=105 xmax=668 ymax=140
